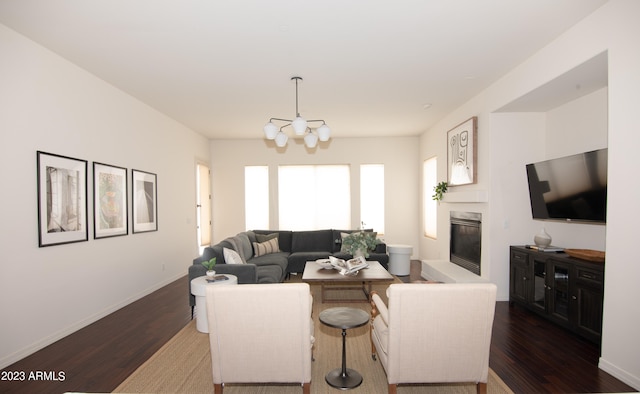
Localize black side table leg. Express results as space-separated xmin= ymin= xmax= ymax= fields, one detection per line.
xmin=325 ymin=328 xmax=363 ymax=389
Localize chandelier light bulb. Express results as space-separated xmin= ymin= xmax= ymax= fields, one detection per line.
xmin=304 ymin=131 xmax=319 ymax=148
xmin=275 ymin=131 xmax=288 ymax=147
xmin=263 ymin=122 xmax=278 ymax=140
xmin=292 ymin=116 xmax=307 ymax=135
xmin=317 ymin=124 xmax=331 ymax=141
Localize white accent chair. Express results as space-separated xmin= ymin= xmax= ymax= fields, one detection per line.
xmin=370 ymin=283 xmax=497 ymax=394
xmin=205 ymin=283 xmax=314 ymax=394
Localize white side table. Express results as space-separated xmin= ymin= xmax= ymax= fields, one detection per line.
xmin=387 ymin=244 xmax=413 ymax=276
xmin=191 ymin=274 xmax=238 ymax=333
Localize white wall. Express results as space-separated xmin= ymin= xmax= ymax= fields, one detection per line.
xmin=209 ymin=137 xmax=420 ymax=255
xmin=419 ymin=1 xmax=640 ymax=389
xmin=597 ymin=1 xmax=640 ymax=388
xmin=0 ymin=24 xmax=210 ymax=368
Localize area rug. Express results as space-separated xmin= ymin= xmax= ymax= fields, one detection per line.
xmin=114 ymin=279 xmax=513 ymax=394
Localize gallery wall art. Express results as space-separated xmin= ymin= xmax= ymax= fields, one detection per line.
xmin=37 ymin=151 xmax=89 ymax=247
xmin=37 ymin=150 xmax=159 ymax=246
xmin=132 ymin=169 xmax=158 ymax=233
xmin=93 ymin=162 xmax=128 ymax=239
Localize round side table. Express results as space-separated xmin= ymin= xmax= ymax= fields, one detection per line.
xmin=190 ymin=274 xmax=238 ymax=333
xmin=387 ymin=244 xmax=413 ymax=276
xmin=319 ymin=307 xmax=370 ymax=389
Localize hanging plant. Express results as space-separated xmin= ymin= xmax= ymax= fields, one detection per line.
xmin=432 ymin=181 xmax=448 ymax=201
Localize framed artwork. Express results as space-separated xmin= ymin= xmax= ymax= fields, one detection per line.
xmin=93 ymin=162 xmax=128 ymax=239
xmin=132 ymin=169 xmax=158 ymax=233
xmin=37 ymin=151 xmax=88 ymax=247
xmin=447 ymin=116 xmax=477 ymax=186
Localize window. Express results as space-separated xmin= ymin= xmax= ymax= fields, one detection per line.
xmin=245 ymin=166 xmax=269 ymax=230
xmin=196 ymin=163 xmax=211 ymax=249
xmin=424 ymin=157 xmax=437 ymax=239
xmin=360 ymin=164 xmax=384 ymax=234
xmin=278 ymin=165 xmax=350 ymax=230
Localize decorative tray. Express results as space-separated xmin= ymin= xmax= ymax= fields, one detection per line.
xmin=564 ymin=249 xmax=605 ymax=263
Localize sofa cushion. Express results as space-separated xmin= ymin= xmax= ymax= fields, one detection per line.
xmin=287 ymin=251 xmax=332 ymax=274
xmin=249 ymin=252 xmax=289 ymax=274
xmin=291 ymin=230 xmax=333 ymax=253
xmin=224 ymin=247 xmax=245 ymax=264
xmin=253 ymin=237 xmax=280 ymax=257
xmin=255 ymin=265 xmax=284 ymax=283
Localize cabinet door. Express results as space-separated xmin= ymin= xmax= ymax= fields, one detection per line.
xmin=509 ymin=249 xmax=530 ymax=304
xmin=548 ymin=260 xmax=571 ymax=326
xmin=573 ymin=266 xmax=604 ymax=342
xmin=531 ymin=258 xmax=548 ymax=314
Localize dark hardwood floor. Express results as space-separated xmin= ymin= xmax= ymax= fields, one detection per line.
xmin=0 ymin=262 xmax=636 ymax=394
xmin=0 ymin=277 xmax=192 ymax=394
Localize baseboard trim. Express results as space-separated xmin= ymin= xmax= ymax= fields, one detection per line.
xmin=598 ymin=357 xmax=640 ymax=391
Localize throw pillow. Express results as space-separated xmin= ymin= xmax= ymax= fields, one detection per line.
xmin=223 ymin=247 xmax=244 ymax=264
xmin=253 ymin=237 xmax=280 ymax=257
xmin=256 ymin=232 xmax=278 ymax=243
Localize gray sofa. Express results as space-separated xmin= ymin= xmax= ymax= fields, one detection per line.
xmin=188 ymin=229 xmax=388 ymax=313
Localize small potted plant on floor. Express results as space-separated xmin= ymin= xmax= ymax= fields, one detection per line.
xmin=202 ymin=257 xmax=217 ymax=277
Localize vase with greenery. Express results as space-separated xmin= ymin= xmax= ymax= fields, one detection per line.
xmin=432 ymin=181 xmax=448 ymax=202
xmin=201 ymin=257 xmax=217 ymax=277
xmin=342 ymin=231 xmax=378 ymax=258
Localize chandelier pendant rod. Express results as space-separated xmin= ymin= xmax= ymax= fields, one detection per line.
xmin=293 ymin=76 xmax=302 ymax=117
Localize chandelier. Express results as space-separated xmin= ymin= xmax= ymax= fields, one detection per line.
xmin=263 ymin=76 xmax=331 ymax=148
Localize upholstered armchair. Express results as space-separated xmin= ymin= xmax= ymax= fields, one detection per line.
xmin=205 ymin=283 xmax=314 ymax=394
xmin=370 ymin=283 xmax=497 ymax=394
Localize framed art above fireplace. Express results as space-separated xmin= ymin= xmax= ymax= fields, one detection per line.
xmin=447 ymin=116 xmax=477 ymax=186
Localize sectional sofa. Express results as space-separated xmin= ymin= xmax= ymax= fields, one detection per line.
xmin=188 ymin=229 xmax=388 ymax=312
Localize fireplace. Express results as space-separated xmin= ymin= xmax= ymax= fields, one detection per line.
xmin=450 ymin=211 xmax=482 ymax=275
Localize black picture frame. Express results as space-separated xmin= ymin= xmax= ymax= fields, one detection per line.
xmin=132 ymin=169 xmax=158 ymax=233
xmin=93 ymin=162 xmax=128 ymax=239
xmin=37 ymin=151 xmax=88 ymax=247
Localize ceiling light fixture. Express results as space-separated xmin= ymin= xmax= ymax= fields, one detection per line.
xmin=263 ymin=77 xmax=331 ymax=148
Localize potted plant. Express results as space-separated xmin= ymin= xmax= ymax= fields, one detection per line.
xmin=342 ymin=231 xmax=378 ymax=258
xmin=432 ymin=181 xmax=448 ymax=202
xmin=201 ymin=257 xmax=217 ymax=277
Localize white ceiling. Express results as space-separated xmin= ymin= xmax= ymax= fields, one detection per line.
xmin=0 ymin=0 xmax=608 ymax=140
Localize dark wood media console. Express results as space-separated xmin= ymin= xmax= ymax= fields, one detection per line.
xmin=509 ymin=245 xmax=604 ymax=343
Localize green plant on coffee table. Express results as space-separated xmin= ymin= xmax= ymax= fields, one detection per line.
xmin=201 ymin=257 xmax=217 ymax=271
xmin=342 ymin=231 xmax=378 ymax=258
xmin=432 ymin=181 xmax=448 ymax=201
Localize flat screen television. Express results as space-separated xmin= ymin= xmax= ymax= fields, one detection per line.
xmin=526 ymin=148 xmax=607 ymax=223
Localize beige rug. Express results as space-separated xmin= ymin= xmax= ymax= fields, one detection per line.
xmin=114 ymin=279 xmax=513 ymax=394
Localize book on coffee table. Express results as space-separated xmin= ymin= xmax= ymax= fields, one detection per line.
xmin=328 ymin=256 xmax=369 ymax=276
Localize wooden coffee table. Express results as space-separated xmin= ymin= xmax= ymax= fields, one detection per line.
xmin=302 ymin=260 xmax=394 ymax=303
